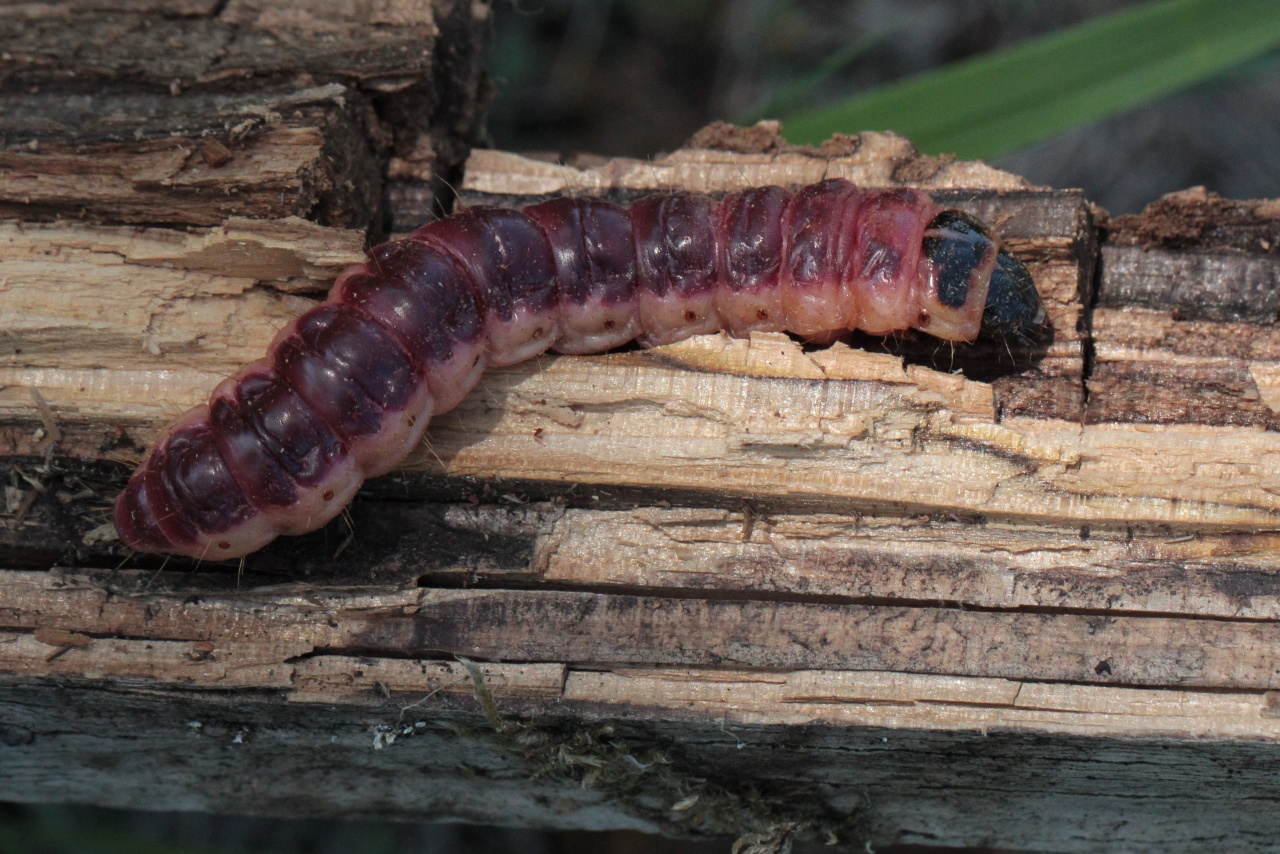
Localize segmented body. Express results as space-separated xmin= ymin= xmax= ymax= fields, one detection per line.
xmin=114 ymin=178 xmax=1042 ymax=559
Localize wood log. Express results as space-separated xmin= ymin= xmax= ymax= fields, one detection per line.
xmin=8 ymin=106 xmax=1280 ymax=851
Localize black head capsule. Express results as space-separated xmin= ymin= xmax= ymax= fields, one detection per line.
xmin=983 ymin=245 xmax=1047 ymax=341
xmin=923 ymin=211 xmax=1047 ymax=342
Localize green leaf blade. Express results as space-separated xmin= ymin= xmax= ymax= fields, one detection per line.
xmin=779 ymin=0 xmax=1280 ymax=160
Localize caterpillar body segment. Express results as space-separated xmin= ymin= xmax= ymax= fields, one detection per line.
xmin=114 ymin=179 xmax=1045 ymax=559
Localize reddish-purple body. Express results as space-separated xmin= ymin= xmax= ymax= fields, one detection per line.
xmin=114 ymin=179 xmax=1038 ymax=559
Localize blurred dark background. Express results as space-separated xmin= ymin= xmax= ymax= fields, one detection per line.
xmin=1 ymin=804 xmax=750 ymax=854
xmin=487 ymin=0 xmax=1280 ymax=215
xmin=10 ymin=1 xmax=1280 ymax=852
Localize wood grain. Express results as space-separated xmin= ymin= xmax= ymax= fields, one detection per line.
xmin=5 ymin=568 xmax=1280 ymax=851
xmin=6 ymin=562 xmax=1280 ymax=692
xmin=4 ymin=567 xmax=1280 ymax=728
xmin=0 ymin=86 xmax=384 ymax=227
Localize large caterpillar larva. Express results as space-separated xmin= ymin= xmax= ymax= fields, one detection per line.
xmin=114 ymin=178 xmax=1046 ymax=560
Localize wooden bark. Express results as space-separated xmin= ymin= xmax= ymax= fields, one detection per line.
xmin=7 ymin=101 xmax=1280 ymax=852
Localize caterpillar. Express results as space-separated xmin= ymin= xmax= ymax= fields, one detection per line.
xmin=113 ymin=178 xmax=1046 ymax=560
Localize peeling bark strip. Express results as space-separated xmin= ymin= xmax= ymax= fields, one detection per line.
xmin=114 ymin=180 xmax=1044 ymax=559
xmin=5 ymin=567 xmax=1280 ymax=695
xmin=3 ymin=566 xmax=1277 ymax=693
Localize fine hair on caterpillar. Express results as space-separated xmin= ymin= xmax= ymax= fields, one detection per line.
xmin=114 ymin=178 xmax=1047 ymax=560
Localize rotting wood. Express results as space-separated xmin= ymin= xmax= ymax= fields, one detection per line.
xmin=15 ymin=665 xmax=1280 ymax=853
xmin=0 ymin=0 xmax=491 ymax=227
xmin=1092 ymin=187 xmax=1280 ymax=435
xmin=0 ymin=217 xmax=363 ymax=367
xmin=0 ymin=85 xmax=385 ymax=228
xmin=0 ymin=0 xmax=485 ymax=155
xmin=6 ymin=569 xmax=1280 ymax=850
xmin=11 ymin=498 xmax=1280 ymax=621
xmin=358 ymin=587 xmax=1280 ymax=690
xmin=20 ymin=607 xmax=1250 ymax=745
xmin=13 ymin=322 xmax=1280 ymax=537
xmin=10 ymin=107 xmax=1280 ymax=849
xmin=9 ymin=566 xmax=1280 ymax=691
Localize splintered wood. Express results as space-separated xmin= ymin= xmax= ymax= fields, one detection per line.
xmin=7 ymin=97 xmax=1280 ymax=850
